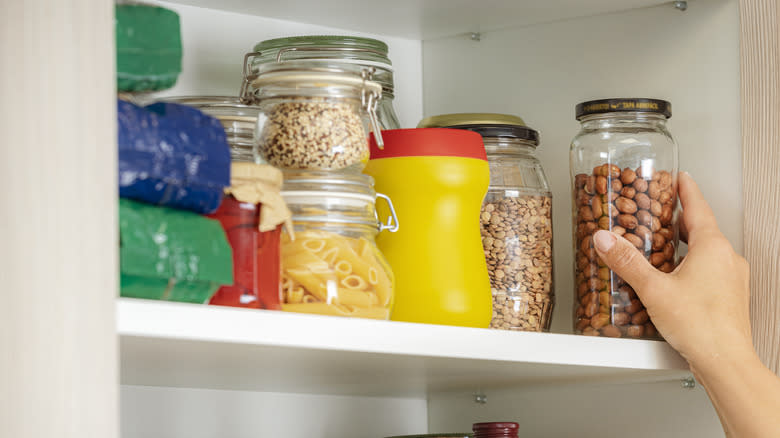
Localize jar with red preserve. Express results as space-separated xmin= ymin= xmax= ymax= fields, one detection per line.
xmin=472 ymin=422 xmax=519 ymax=438
xmin=206 ymin=162 xmax=291 ymax=309
xmin=570 ymin=98 xmax=679 ymax=339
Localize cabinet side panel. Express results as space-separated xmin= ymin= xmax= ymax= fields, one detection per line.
xmin=0 ymin=1 xmax=119 ymax=438
xmin=423 ymin=0 xmax=741 ymax=335
xmin=739 ymin=0 xmax=780 ymax=374
xmin=121 ymin=385 xmax=428 ymax=438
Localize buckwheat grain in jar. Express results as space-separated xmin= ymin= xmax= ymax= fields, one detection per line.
xmin=570 ymin=98 xmax=679 ymax=339
xmin=418 ymin=114 xmax=554 ymax=332
xmin=249 ymin=35 xmax=401 ymax=129
xmin=241 ymin=60 xmax=384 ymax=172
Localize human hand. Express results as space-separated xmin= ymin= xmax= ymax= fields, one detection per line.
xmin=592 ymin=172 xmax=753 ymax=372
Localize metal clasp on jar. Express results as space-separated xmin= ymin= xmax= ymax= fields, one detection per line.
xmin=376 ymin=192 xmax=398 ymax=232
xmin=274 ymin=46 xmax=388 ymax=63
xmin=360 ymin=66 xmax=384 ymax=148
xmin=239 ymin=51 xmax=262 ymax=105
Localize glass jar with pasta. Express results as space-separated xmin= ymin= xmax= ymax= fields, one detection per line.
xmin=280 ymin=171 xmax=398 ymax=320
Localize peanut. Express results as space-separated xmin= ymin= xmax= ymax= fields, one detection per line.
xmin=617 ymin=214 xmax=638 ymax=229
xmin=620 ymin=186 xmax=636 ymax=199
xmin=626 ymin=325 xmax=644 ymax=338
xmin=595 ymin=176 xmax=608 ymax=194
xmin=615 ymin=197 xmax=638 ymax=214
xmin=591 ymin=313 xmax=610 ymax=329
xmin=601 ymin=324 xmax=622 ymax=338
xmin=572 ymin=165 xmax=677 ymax=339
xmin=623 ymin=233 xmax=643 ymax=249
xmin=620 ymin=168 xmax=637 ymax=185
xmin=633 ymin=178 xmax=648 ymax=193
xmin=635 ymin=193 xmax=651 ymax=210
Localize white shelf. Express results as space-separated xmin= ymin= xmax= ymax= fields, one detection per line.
xmin=118 ymin=298 xmax=690 ymax=397
xmin=162 ymin=0 xmax=671 ymax=39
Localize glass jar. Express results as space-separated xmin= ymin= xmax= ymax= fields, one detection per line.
xmin=248 ymin=35 xmax=400 ymax=129
xmin=280 ymin=171 xmax=398 ymax=320
xmin=163 ymin=96 xmax=261 ymax=163
xmin=570 ymin=98 xmax=679 ymax=339
xmin=242 ymin=61 xmax=384 ymax=171
xmin=417 ymin=114 xmax=554 ymax=332
xmin=206 ymin=163 xmax=286 ymax=310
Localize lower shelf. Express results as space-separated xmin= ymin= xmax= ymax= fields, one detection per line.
xmin=117 ymin=298 xmax=690 ymax=397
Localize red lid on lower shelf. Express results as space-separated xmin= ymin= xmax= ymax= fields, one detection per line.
xmin=472 ymin=422 xmax=519 ymax=438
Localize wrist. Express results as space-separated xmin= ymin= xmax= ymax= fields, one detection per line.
xmin=688 ymin=342 xmax=762 ymax=386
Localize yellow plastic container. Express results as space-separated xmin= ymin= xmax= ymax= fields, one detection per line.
xmin=365 ymin=128 xmax=492 ymax=327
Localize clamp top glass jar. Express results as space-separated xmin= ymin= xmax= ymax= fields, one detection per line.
xmin=418 ymin=113 xmax=554 ymax=332
xmin=248 ymin=35 xmax=400 ymax=129
xmin=570 ymin=98 xmax=678 ymax=339
xmin=242 ymin=60 xmax=384 ymax=172
xmin=163 ymin=96 xmax=261 ymax=163
xmin=280 ymin=170 xmax=398 ymax=320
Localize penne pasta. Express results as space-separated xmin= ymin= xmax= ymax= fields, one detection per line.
xmin=319 ymin=246 xmax=339 ymax=265
xmin=302 ymin=294 xmax=320 ymax=303
xmin=281 ymin=237 xmax=320 ymax=256
xmin=302 ymin=238 xmax=326 ymax=252
xmin=367 ymin=267 xmax=378 ymax=285
xmin=287 ymin=286 xmax=304 ymax=304
xmin=333 ymin=288 xmax=372 ymax=308
xmin=281 ymin=302 xmax=390 ymax=320
xmin=373 ymin=270 xmax=393 ymax=307
xmin=285 ymin=268 xmax=328 ymax=302
xmin=280 ymin=229 xmax=394 ymax=320
xmin=334 ymin=259 xmax=352 ymax=278
xmin=340 ymin=274 xmax=367 ymax=290
xmin=282 ymin=249 xmax=329 ymax=271
xmin=282 ymin=277 xmax=294 ymax=292
xmin=350 ymin=306 xmax=391 ymax=319
xmin=329 ymin=239 xmax=373 ymax=282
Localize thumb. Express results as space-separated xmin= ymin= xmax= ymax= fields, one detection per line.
xmin=593 ymin=230 xmax=662 ymax=294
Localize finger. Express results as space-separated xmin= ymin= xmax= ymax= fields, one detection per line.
xmin=593 ymin=230 xmax=664 ymax=295
xmin=678 ymin=172 xmax=721 ymax=246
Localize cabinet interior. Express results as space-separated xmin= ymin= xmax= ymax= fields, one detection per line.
xmin=125 ymin=1 xmax=740 ymax=437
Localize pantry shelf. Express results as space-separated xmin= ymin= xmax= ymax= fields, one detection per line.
xmin=161 ymin=0 xmax=671 ymax=39
xmin=118 ymin=298 xmax=690 ymax=396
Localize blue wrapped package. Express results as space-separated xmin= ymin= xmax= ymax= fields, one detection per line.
xmin=118 ymin=100 xmax=231 ymax=214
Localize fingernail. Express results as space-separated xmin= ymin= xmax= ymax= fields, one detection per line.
xmin=594 ymin=230 xmax=616 ymax=252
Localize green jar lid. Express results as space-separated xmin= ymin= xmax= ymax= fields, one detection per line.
xmin=417 ymin=113 xmax=527 ymax=128
xmin=253 ymin=35 xmax=391 ymax=65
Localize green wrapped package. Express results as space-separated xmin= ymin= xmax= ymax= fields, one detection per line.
xmin=116 ymin=4 xmax=182 ymax=92
xmin=119 ymin=199 xmax=233 ymax=303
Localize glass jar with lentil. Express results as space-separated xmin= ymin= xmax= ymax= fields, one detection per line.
xmin=418 ymin=114 xmax=554 ymax=332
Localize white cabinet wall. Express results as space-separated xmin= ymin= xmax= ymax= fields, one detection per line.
xmin=20 ymin=0 xmax=742 ymax=437
xmin=422 ymin=0 xmax=742 ymax=334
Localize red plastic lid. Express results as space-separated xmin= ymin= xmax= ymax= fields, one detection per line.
xmin=472 ymin=422 xmax=519 ymax=438
xmin=369 ymin=128 xmax=487 ymax=161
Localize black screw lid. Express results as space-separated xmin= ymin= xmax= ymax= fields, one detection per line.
xmin=575 ymin=98 xmax=672 ymax=120
xmin=448 ymin=124 xmax=540 ymax=146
